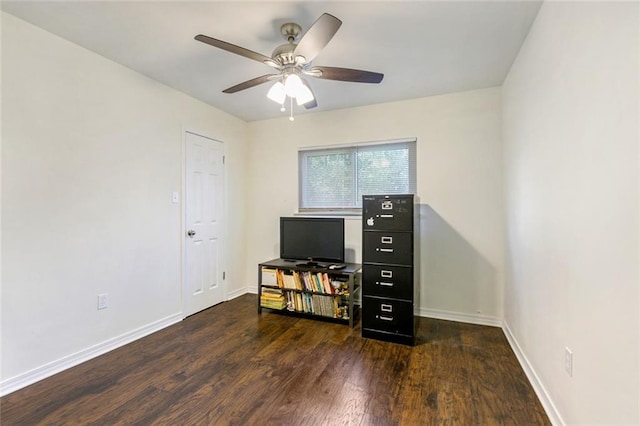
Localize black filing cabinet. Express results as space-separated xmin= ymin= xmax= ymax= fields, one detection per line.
xmin=361 ymin=194 xmax=419 ymax=345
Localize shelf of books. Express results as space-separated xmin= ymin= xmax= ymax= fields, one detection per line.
xmin=257 ymin=259 xmax=361 ymax=327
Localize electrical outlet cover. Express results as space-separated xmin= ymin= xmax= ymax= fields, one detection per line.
xmin=564 ymin=347 xmax=573 ymax=377
xmin=97 ymin=293 xmax=108 ymax=310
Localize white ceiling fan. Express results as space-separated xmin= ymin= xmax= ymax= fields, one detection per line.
xmin=195 ymin=13 xmax=384 ymax=119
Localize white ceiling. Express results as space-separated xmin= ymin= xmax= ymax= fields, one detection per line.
xmin=1 ymin=1 xmax=542 ymax=122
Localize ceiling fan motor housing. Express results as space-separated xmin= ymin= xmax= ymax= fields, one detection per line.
xmin=273 ymin=22 xmax=303 ymax=66
xmin=280 ymin=22 xmax=301 ymax=41
xmin=272 ymin=43 xmax=297 ymax=66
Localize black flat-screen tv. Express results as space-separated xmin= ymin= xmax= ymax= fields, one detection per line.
xmin=280 ymin=217 xmax=345 ymax=265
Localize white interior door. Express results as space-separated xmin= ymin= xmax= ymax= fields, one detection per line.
xmin=183 ymin=131 xmax=224 ymax=317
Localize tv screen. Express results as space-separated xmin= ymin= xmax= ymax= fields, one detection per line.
xmin=280 ymin=217 xmax=345 ymax=264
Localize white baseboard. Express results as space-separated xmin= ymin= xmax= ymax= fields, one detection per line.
xmin=226 ymin=287 xmax=249 ymax=300
xmin=502 ymin=321 xmax=564 ymax=426
xmin=0 ymin=313 xmax=182 ymax=397
xmin=418 ymin=307 xmax=502 ymax=327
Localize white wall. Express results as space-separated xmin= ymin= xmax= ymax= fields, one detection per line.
xmin=1 ymin=13 xmax=248 ymax=390
xmin=245 ymin=87 xmax=505 ymax=324
xmin=502 ymin=2 xmax=639 ymax=424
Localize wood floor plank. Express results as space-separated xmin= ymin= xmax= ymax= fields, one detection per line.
xmin=1 ymin=295 xmax=550 ymax=425
xmin=436 ymin=381 xmax=474 ymax=425
xmin=360 ymin=342 xmax=412 ymax=425
xmin=393 ymin=348 xmax=439 ymax=425
xmin=320 ymin=380 xmax=369 ymax=426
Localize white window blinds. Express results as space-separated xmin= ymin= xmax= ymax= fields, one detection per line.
xmin=299 ymin=139 xmax=417 ymax=211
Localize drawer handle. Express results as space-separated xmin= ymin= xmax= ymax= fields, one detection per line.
xmin=381 ymin=304 xmax=393 ymax=312
xmin=379 ymin=315 xmax=394 ymax=321
xmin=379 ymin=248 xmax=394 ymax=253
xmin=378 ymin=281 xmax=394 ymax=287
xmin=381 ymin=236 xmax=393 ymax=244
xmin=382 ymin=201 xmax=393 ymax=210
xmin=381 ymin=270 xmax=393 ymax=278
xmin=380 ymin=214 xmax=394 ymax=218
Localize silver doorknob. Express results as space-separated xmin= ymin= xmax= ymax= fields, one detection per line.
xmin=187 ymin=230 xmax=196 ymax=237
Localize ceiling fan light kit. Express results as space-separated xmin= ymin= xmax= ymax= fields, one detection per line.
xmin=195 ymin=13 xmax=384 ymax=121
xmin=267 ymin=81 xmax=286 ymax=105
xmin=285 ymin=74 xmax=314 ymax=104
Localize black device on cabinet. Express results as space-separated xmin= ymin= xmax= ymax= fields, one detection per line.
xmin=280 ymin=217 xmax=345 ymax=266
xmin=361 ymin=194 xmax=419 ymax=345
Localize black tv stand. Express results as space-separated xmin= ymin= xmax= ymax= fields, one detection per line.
xmin=258 ymin=258 xmax=361 ymax=327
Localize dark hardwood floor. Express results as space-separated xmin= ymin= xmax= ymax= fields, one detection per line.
xmin=1 ymin=294 xmax=549 ymax=425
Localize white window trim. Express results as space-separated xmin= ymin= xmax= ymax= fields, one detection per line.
xmin=298 ymin=137 xmax=417 ymax=213
xmin=300 ymin=137 xmax=417 ymax=153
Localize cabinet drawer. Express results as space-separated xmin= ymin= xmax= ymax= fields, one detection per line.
xmin=362 ymin=264 xmax=413 ymax=300
xmin=363 ymin=195 xmax=413 ymax=232
xmin=362 ymin=297 xmax=413 ymax=335
xmin=363 ymin=231 xmax=412 ymax=265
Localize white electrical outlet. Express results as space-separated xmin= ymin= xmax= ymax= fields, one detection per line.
xmin=97 ymin=293 xmax=108 ymax=310
xmin=564 ymin=347 xmax=573 ymax=377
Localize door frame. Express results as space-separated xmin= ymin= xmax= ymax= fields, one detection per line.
xmin=181 ymin=127 xmax=227 ymax=318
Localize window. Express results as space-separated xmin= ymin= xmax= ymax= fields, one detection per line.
xmin=299 ymin=139 xmax=416 ymax=212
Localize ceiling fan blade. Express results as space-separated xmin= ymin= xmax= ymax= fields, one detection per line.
xmin=309 ymin=66 xmax=384 ymax=84
xmin=222 ymin=74 xmax=279 ymax=94
xmin=293 ymin=13 xmax=342 ymax=64
xmin=301 ymin=79 xmax=318 ymax=109
xmin=195 ymin=34 xmax=280 ymax=68
xmin=303 ymin=98 xmax=318 ymax=109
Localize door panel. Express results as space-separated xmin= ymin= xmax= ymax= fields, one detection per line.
xmin=184 ymin=131 xmax=224 ymax=317
xmin=208 ymin=238 xmax=218 ymax=290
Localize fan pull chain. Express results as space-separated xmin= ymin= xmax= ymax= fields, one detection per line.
xmin=280 ymin=75 xmax=286 ymax=112
xmin=289 ymin=96 xmax=294 ymax=121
